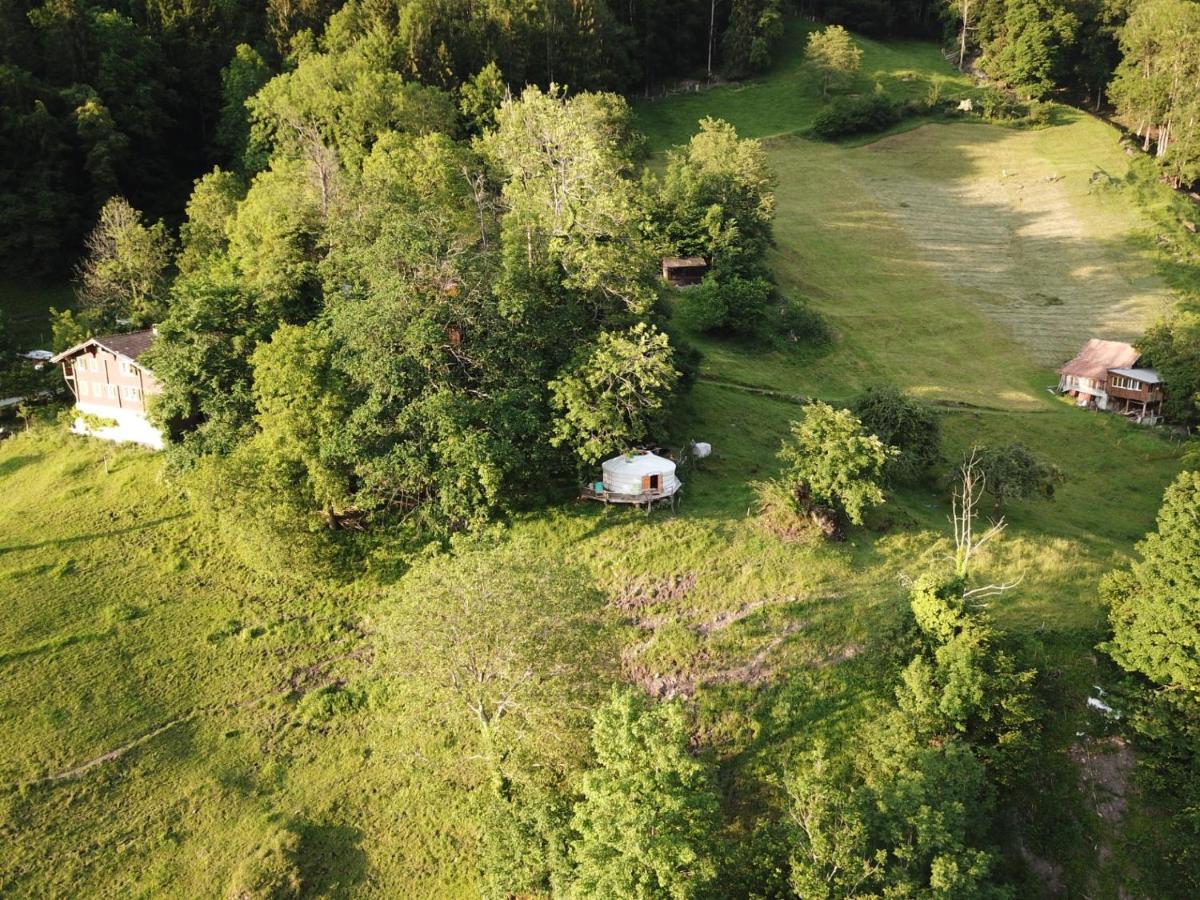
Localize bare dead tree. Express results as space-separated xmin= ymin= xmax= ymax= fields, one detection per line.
xmin=952 ymin=448 xmax=1023 ymax=600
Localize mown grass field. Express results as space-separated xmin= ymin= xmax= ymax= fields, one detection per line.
xmin=1 ymin=17 xmax=1194 ymax=898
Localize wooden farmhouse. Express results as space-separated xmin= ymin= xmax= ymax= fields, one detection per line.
xmin=661 ymin=256 xmax=708 ymax=287
xmin=51 ymin=329 xmax=164 ymax=449
xmin=1057 ymin=339 xmax=1164 ymax=424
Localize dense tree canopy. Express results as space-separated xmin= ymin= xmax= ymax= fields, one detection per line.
xmin=0 ymin=0 xmax=800 ymax=275
xmin=1103 ymin=469 xmax=1200 ymax=696
xmin=777 ymin=401 xmax=897 ymax=527
xmin=1138 ymin=312 xmax=1200 ymax=427
xmin=570 ymin=690 xmax=723 ymax=899
xmin=1109 ymin=0 xmax=1200 ymax=186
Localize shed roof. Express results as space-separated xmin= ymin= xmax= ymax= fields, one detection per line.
xmin=51 ymin=328 xmax=157 ymax=365
xmin=661 ymin=256 xmax=707 ymax=269
xmin=1108 ymin=367 xmax=1162 ymax=384
xmin=1058 ymin=339 xmax=1139 ymax=380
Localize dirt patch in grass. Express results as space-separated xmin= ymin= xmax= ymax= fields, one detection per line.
xmin=1018 ymin=838 xmax=1067 ymax=896
xmin=1070 ymin=735 xmax=1134 ymax=825
xmin=1070 ymin=733 xmax=1136 ymax=881
xmin=626 ymin=621 xmax=806 ymax=700
xmin=613 ymin=572 xmax=697 ymax=613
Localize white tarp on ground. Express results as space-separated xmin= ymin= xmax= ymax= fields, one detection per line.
xmin=601 ymin=451 xmax=680 ymax=496
xmin=73 ymin=403 xmax=164 ymax=450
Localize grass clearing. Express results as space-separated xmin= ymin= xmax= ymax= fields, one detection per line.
xmin=634 ymin=20 xmax=975 ymax=149
xmin=1 ymin=18 xmax=1194 ymax=897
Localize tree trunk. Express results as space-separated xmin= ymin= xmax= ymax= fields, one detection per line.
xmin=708 ymin=0 xmax=717 ymax=80
xmin=958 ymin=0 xmax=970 ymax=72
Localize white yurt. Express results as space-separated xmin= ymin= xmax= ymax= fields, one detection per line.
xmin=600 ymin=451 xmax=681 ymax=497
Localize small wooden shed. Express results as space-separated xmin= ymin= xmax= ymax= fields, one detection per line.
xmin=661 ymin=256 xmax=708 ymax=287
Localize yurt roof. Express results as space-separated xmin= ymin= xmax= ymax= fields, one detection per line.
xmin=602 ymin=451 xmax=675 ymax=475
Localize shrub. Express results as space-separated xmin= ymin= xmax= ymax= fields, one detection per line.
xmin=1023 ymin=99 xmax=1053 ymax=127
xmin=851 ymin=385 xmax=941 ymax=484
xmin=811 ymin=94 xmax=902 ymax=140
xmin=677 ymin=274 xmax=773 ymax=337
xmin=296 ymin=683 xmax=368 ymax=725
xmin=752 ymin=478 xmax=814 ymax=542
xmin=777 ymin=298 xmax=832 ymax=347
xmin=972 ymin=443 xmax=1064 ymax=512
xmin=675 ymin=276 xmax=730 ymax=333
xmin=977 ymin=87 xmax=1020 ymax=120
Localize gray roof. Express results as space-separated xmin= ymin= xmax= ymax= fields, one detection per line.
xmin=1108 ymin=367 xmax=1162 ymax=384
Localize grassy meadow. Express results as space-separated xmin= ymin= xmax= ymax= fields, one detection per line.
xmin=1 ymin=18 xmax=1194 ymax=898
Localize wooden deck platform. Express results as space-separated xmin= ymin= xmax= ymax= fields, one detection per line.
xmin=579 ymin=484 xmax=680 ymax=512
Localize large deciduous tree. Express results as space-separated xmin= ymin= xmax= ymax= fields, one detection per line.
xmin=650 ymin=116 xmax=776 ymax=278
xmin=804 ymin=26 xmax=864 ymax=97
xmin=549 ymin=322 xmax=680 ymax=464
xmin=777 ymin=401 xmax=897 ymax=529
xmin=1138 ymin=312 xmax=1200 ymax=426
xmin=972 ymin=442 xmax=1063 ymax=512
xmin=75 ymin=196 xmax=174 ymax=327
xmin=484 ymin=85 xmax=659 ymax=317
xmin=852 ymin=385 xmax=941 ymax=485
xmin=570 ymin=689 xmax=723 ymax=898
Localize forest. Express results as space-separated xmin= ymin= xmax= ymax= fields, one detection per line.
xmin=2 ymin=0 xmax=1200 ymax=277
xmin=1 ymin=0 xmax=1200 ymax=897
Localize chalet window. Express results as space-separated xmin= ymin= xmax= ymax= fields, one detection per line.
xmin=119 ymin=359 xmax=137 ymax=377
xmin=106 ymin=384 xmax=118 ymax=399
xmin=1110 ymin=375 xmax=1141 ymax=391
xmin=121 ymin=385 xmax=140 ymax=401
xmin=79 ymin=381 xmax=89 ymax=397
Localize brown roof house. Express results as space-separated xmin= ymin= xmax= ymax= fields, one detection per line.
xmin=1058 ymin=338 xmax=1164 ymax=424
xmin=50 ymin=329 xmax=164 ymax=449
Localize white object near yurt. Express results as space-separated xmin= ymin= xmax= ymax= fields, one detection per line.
xmin=691 ymin=441 xmax=712 ymax=459
xmin=601 ymin=451 xmax=681 ymax=497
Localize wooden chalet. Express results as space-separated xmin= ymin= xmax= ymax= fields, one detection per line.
xmin=661 ymin=256 xmax=708 ymax=287
xmin=50 ymin=329 xmax=164 ymax=449
xmin=1057 ymin=339 xmax=1164 ymax=424
xmin=1105 ymin=368 xmax=1165 ymax=424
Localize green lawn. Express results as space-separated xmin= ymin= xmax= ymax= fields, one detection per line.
xmin=1 ymin=18 xmax=1194 ymax=898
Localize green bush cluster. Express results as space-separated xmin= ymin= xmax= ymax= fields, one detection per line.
xmin=677 ymin=274 xmax=831 ymax=347
xmin=811 ymin=93 xmax=904 ymax=140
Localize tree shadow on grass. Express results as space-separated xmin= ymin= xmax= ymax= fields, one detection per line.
xmin=0 ymin=514 xmax=186 ymax=555
xmin=0 ymin=454 xmax=39 ymax=479
xmin=296 ymin=822 xmax=367 ymax=898
xmin=0 ymin=628 xmax=110 ymax=666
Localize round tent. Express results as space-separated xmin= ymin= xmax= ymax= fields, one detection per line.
xmin=601 ymin=451 xmax=680 ymax=497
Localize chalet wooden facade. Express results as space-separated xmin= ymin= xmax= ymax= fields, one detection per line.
xmin=1104 ymin=368 xmax=1165 ymax=422
xmin=1057 ymin=339 xmax=1164 ymax=424
xmin=50 ymin=329 xmax=164 ymax=449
